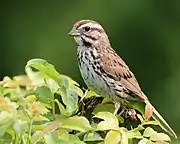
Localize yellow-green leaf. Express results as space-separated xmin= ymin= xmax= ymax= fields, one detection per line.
xmin=138 ymin=138 xmax=153 ymax=144
xmin=60 ymin=116 xmax=91 ymax=132
xmin=105 ymin=130 xmax=121 ymax=144
xmin=142 ymin=120 xmax=160 ymax=126
xmin=143 ymin=127 xmax=157 ymax=137
xmin=119 ymin=127 xmax=129 ymax=144
xmin=150 ymin=133 xmax=171 ymax=142
xmin=93 ymin=112 xmax=119 ymax=131
xmin=126 ymin=128 xmax=143 ymax=139
xmin=84 ymin=90 xmax=98 ymax=99
xmin=26 ymin=59 xmax=61 ymax=84
xmin=60 ymin=88 xmax=79 ymax=116
xmin=93 ymin=103 xmax=114 ymax=114
xmin=31 ymin=121 xmax=60 ymax=144
xmin=83 ymin=132 xmax=103 ymax=142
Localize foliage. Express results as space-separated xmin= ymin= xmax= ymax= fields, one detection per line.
xmin=0 ymin=59 xmax=171 ymax=144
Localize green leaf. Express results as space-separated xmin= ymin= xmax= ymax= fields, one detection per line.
xmin=44 ymin=133 xmax=55 ymax=144
xmin=101 ymin=97 xmax=113 ymax=104
xmin=44 ymin=133 xmax=86 ymax=144
xmin=138 ymin=138 xmax=154 ymax=144
xmin=84 ymin=90 xmax=98 ymax=99
xmin=97 ymin=142 xmax=104 ymax=144
xmin=142 ymin=121 xmax=160 ymax=126
xmin=0 ymin=133 xmax=13 ymax=143
xmin=0 ymin=97 xmax=17 ymax=136
xmin=116 ymin=115 xmax=124 ymax=123
xmin=93 ymin=112 xmax=119 ymax=131
xmin=137 ymin=114 xmax=144 ymax=122
xmin=60 ymin=75 xmax=79 ymax=87
xmin=26 ymin=59 xmax=61 ymax=84
xmin=0 ymin=111 xmax=14 ymax=137
xmin=58 ymin=128 xmax=69 ymax=141
xmin=83 ymin=132 xmax=103 ymax=142
xmin=34 ymin=86 xmax=53 ymax=105
xmin=25 ymin=67 xmax=45 ymax=86
xmin=0 ymin=85 xmax=4 ymax=94
xmin=143 ymin=127 xmax=157 ymax=137
xmin=55 ymin=99 xmax=66 ymax=116
xmin=59 ymin=75 xmax=83 ymax=98
xmin=154 ymin=141 xmax=169 ymax=144
xmin=119 ymin=127 xmax=143 ymax=144
xmin=105 ymin=130 xmax=121 ymax=144
xmin=60 ymin=88 xmax=78 ymax=116
xmin=74 ymin=141 xmax=86 ymax=144
xmin=24 ymin=94 xmax=37 ymax=103
xmin=68 ymin=134 xmax=86 ymax=144
xmin=32 ymin=124 xmax=45 ymax=131
xmin=93 ymin=103 xmax=114 ymax=114
xmin=119 ymin=127 xmax=129 ymax=144
xmin=60 ymin=116 xmax=91 ymax=132
xmin=150 ymin=133 xmax=171 ymax=142
xmin=45 ymin=78 xmax=60 ymax=94
xmin=129 ymin=101 xmax=145 ymax=116
xmin=69 ymin=84 xmax=83 ymax=98
xmin=33 ymin=115 xmax=50 ymax=122
xmin=134 ymin=125 xmax=145 ymax=131
xmin=126 ymin=128 xmax=143 ymax=139
xmin=51 ymin=129 xmax=85 ymax=144
xmin=31 ymin=121 xmax=60 ymax=144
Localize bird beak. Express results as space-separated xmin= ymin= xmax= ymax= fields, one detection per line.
xmin=68 ymin=28 xmax=80 ymax=36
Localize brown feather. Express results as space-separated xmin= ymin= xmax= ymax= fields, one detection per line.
xmin=99 ymin=48 xmax=147 ymax=101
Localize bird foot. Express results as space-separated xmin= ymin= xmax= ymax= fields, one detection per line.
xmin=123 ymin=109 xmax=137 ymax=121
xmin=113 ymin=102 xmax=121 ymax=115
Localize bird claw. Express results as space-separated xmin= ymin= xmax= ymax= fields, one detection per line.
xmin=123 ymin=109 xmax=137 ymax=121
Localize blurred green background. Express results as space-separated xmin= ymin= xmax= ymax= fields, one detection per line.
xmin=1 ymin=0 xmax=180 ymax=142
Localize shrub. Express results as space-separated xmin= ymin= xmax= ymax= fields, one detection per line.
xmin=0 ymin=59 xmax=171 ymax=144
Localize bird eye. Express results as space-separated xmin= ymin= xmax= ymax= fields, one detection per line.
xmin=84 ymin=26 xmax=91 ymax=32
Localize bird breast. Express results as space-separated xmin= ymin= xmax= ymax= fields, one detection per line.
xmin=77 ymin=46 xmax=111 ymax=97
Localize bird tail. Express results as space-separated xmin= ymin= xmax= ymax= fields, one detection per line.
xmin=144 ymin=99 xmax=177 ymax=138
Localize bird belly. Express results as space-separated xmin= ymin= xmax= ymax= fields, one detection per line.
xmin=79 ymin=64 xmax=129 ymax=103
xmin=79 ymin=63 xmax=109 ymax=97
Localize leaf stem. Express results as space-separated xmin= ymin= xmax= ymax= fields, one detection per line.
xmin=52 ymin=94 xmax=56 ymax=120
xmin=15 ymin=133 xmax=19 ymax=144
xmin=26 ymin=118 xmax=33 ymax=144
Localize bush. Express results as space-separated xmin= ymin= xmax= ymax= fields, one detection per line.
xmin=0 ymin=59 xmax=171 ymax=144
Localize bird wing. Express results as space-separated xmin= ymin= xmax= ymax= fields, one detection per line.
xmin=100 ymin=49 xmax=177 ymax=138
xmin=100 ymin=49 xmax=146 ymax=101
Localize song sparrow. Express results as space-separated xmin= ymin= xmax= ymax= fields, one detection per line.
xmin=68 ymin=20 xmax=177 ymax=138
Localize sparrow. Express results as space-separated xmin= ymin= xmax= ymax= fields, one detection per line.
xmin=69 ymin=19 xmax=177 ymax=138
